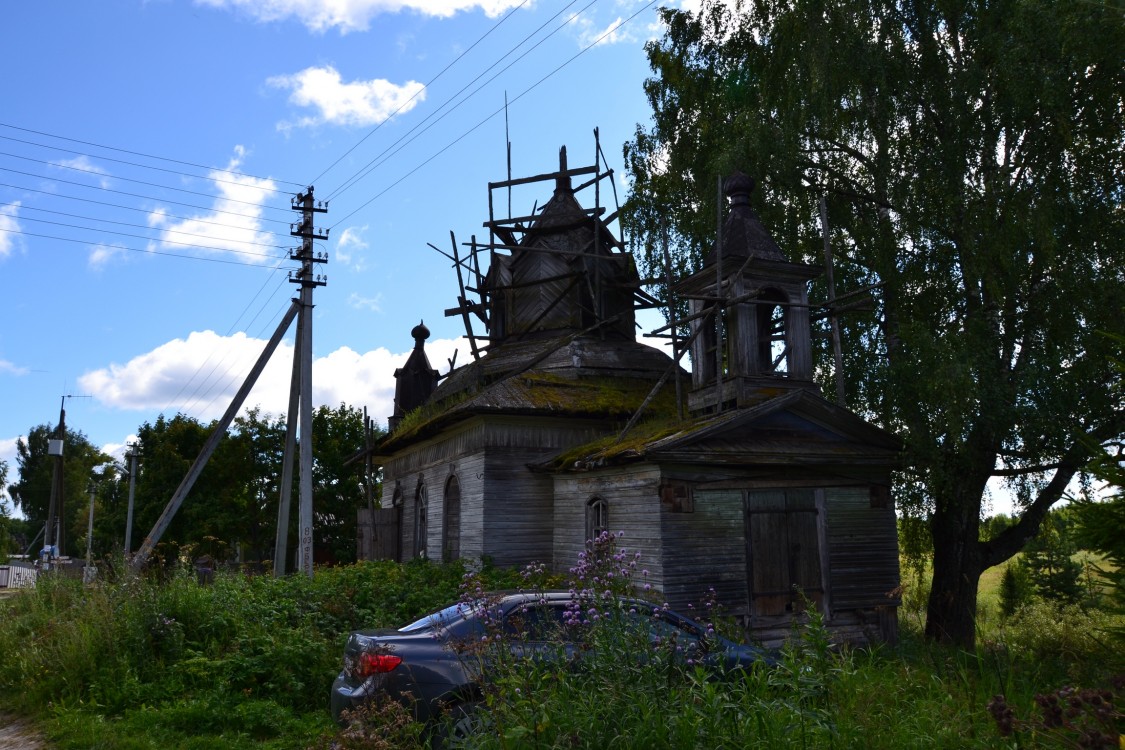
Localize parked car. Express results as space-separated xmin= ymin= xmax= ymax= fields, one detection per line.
xmin=330 ymin=590 xmax=774 ymax=735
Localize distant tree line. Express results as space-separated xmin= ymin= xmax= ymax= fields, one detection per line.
xmin=2 ymin=403 xmax=382 ymax=569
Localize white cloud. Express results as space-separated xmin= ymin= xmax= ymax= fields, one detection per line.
xmin=197 ymin=0 xmax=526 ymax=32
xmin=269 ymin=66 xmax=426 ymax=130
xmin=347 ymin=292 xmax=383 ymax=312
xmin=147 ymin=147 xmax=279 ymax=263
xmin=78 ymin=330 xmax=469 ymax=431
xmin=51 ymin=155 xmax=112 ymax=189
xmin=335 ymin=225 xmax=369 ymax=268
xmin=89 ymin=242 xmax=129 ymax=269
xmin=0 ymin=201 xmax=22 ymax=259
xmin=573 ymin=15 xmax=634 ymax=47
xmin=0 ymin=359 xmax=29 ymax=376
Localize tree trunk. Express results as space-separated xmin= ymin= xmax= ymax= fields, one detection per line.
xmin=925 ymin=501 xmax=984 ymax=648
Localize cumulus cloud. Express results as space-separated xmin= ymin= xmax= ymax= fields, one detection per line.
xmin=572 ymin=15 xmax=634 ymax=47
xmin=0 ymin=359 xmax=28 ymax=376
xmin=147 ymin=146 xmax=280 ymax=263
xmin=51 ymin=155 xmax=112 ymax=189
xmin=335 ymin=225 xmax=369 ymax=268
xmin=347 ymin=292 xmax=383 ymax=312
xmin=197 ymin=0 xmax=526 ymax=32
xmin=78 ymin=329 xmax=468 ymax=431
xmin=89 ymin=242 xmax=129 ymax=269
xmin=269 ymin=66 xmax=426 ymax=130
xmin=0 ymin=202 xmax=22 ymax=259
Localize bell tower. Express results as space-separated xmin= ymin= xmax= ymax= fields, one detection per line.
xmin=679 ymin=172 xmax=822 ymax=414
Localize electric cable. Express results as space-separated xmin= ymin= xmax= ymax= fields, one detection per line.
xmin=0 ymin=168 xmax=294 ymax=225
xmin=11 ymin=203 xmax=293 ymax=251
xmin=0 ymin=153 xmax=291 ymax=214
xmin=14 ymin=214 xmax=290 ymax=261
xmin=0 ymin=182 xmax=299 ymax=240
xmin=329 ymin=0 xmax=659 ymax=229
xmin=323 ymin=0 xmax=585 ymax=203
xmin=0 ymin=226 xmax=297 ymax=268
xmin=0 ymin=133 xmax=290 ymax=194
xmin=0 ymin=121 xmax=305 ymax=187
xmin=308 ymin=0 xmax=532 ymax=188
xmin=172 ymin=273 xmax=294 ymax=420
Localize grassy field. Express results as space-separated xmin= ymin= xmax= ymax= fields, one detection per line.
xmin=0 ymin=554 xmax=1120 ymax=749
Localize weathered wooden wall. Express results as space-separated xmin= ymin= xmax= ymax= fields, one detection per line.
xmin=825 ymin=486 xmax=900 ymax=610
xmin=380 ymin=416 xmax=608 ymax=565
xmin=551 ymin=465 xmax=665 ymax=586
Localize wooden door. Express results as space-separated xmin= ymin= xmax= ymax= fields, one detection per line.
xmin=744 ymin=490 xmax=824 ymax=618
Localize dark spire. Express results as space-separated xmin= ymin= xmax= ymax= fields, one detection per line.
xmin=389 ymin=320 xmax=439 ymax=431
xmin=704 ymin=170 xmax=785 ymax=266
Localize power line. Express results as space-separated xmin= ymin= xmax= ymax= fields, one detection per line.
xmin=0 ymin=121 xmax=305 ymax=187
xmin=330 ymin=0 xmax=659 ymax=228
xmin=324 ymin=0 xmax=586 ymax=203
xmin=0 ymin=133 xmax=290 ymax=194
xmin=0 ymin=226 xmax=297 ymax=268
xmin=13 ymin=214 xmax=290 ymax=261
xmin=0 ymin=168 xmax=294 ymax=226
xmin=0 ymin=154 xmax=291 ymax=213
xmin=308 ymin=0 xmax=532 ymax=188
xmin=11 ymin=202 xmax=293 ymax=252
xmin=167 ymin=273 xmax=294 ymax=419
xmin=0 ymin=181 xmax=298 ymax=239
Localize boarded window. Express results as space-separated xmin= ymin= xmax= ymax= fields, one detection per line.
xmin=414 ymin=483 xmax=428 ymax=559
xmin=744 ymin=490 xmax=824 ymax=617
xmin=443 ymin=476 xmax=461 ymax=563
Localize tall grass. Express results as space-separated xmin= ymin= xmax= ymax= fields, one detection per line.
xmin=1 ymin=551 xmax=1121 ymax=749
xmin=0 ymin=559 xmax=524 ymax=749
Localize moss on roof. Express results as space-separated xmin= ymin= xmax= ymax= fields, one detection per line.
xmin=378 ymin=369 xmax=683 ymax=454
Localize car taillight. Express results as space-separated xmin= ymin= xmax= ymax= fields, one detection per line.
xmin=356 ymin=652 xmax=402 ymax=678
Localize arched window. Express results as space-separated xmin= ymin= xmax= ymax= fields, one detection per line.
xmin=443 ymin=475 xmax=461 ymax=563
xmin=756 ymin=288 xmax=789 ymax=375
xmin=586 ymin=496 xmax=608 ymax=542
xmin=414 ymin=482 xmax=428 ymax=559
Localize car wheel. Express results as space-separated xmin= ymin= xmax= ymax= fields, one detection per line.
xmin=433 ymin=700 xmax=483 ymax=748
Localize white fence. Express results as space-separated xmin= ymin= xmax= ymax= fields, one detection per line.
xmin=0 ymin=562 xmax=38 ymax=589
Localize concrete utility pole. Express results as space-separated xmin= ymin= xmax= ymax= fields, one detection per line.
xmin=279 ymin=187 xmax=327 ymax=578
xmin=124 ymin=442 xmax=138 ymax=556
xmin=83 ymin=480 xmax=96 ymax=583
xmin=43 ymin=396 xmax=67 ymax=566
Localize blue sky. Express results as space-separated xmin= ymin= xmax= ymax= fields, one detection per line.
xmin=0 ymin=0 xmax=680 ymax=507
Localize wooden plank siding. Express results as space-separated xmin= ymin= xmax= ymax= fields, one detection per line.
xmin=551 ymin=465 xmax=665 ymax=586
xmin=381 ymin=416 xmax=608 ymax=566
xmin=662 ymin=489 xmax=748 ymax=618
xmin=825 ymin=487 xmax=901 ymax=610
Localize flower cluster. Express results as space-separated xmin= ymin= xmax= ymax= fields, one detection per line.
xmin=987 ymin=677 xmax=1122 ymax=749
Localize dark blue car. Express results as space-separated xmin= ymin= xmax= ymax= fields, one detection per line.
xmin=331 ymin=590 xmax=774 ymax=736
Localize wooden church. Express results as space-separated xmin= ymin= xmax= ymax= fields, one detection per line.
xmin=361 ymin=146 xmax=903 ymax=645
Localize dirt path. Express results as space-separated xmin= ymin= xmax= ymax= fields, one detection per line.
xmin=0 ymin=713 xmax=48 ymax=749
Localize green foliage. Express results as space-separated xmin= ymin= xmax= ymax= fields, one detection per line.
xmin=1018 ymin=511 xmax=1090 ymax=606
xmin=8 ymin=423 xmax=112 ymax=557
xmin=0 ymin=559 xmax=523 ymax=749
xmin=998 ymin=564 xmax=1033 ymax=619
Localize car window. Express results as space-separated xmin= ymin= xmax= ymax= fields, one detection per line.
xmin=399 ymin=601 xmax=477 ymax=632
xmin=623 ymin=608 xmax=702 ymax=644
xmin=504 ymin=603 xmax=569 ymax=640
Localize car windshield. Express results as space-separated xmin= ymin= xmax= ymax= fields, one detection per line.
xmin=398 ymin=601 xmax=482 ymax=633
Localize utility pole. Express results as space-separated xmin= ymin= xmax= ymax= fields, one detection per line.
xmin=43 ymin=396 xmax=67 ymax=567
xmin=284 ymin=187 xmax=327 ymax=578
xmin=83 ymin=480 xmax=97 ymax=583
xmin=124 ymin=442 xmax=139 ymax=556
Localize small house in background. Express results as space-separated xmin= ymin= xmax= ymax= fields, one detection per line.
xmin=360 ymin=142 xmax=903 ymax=646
